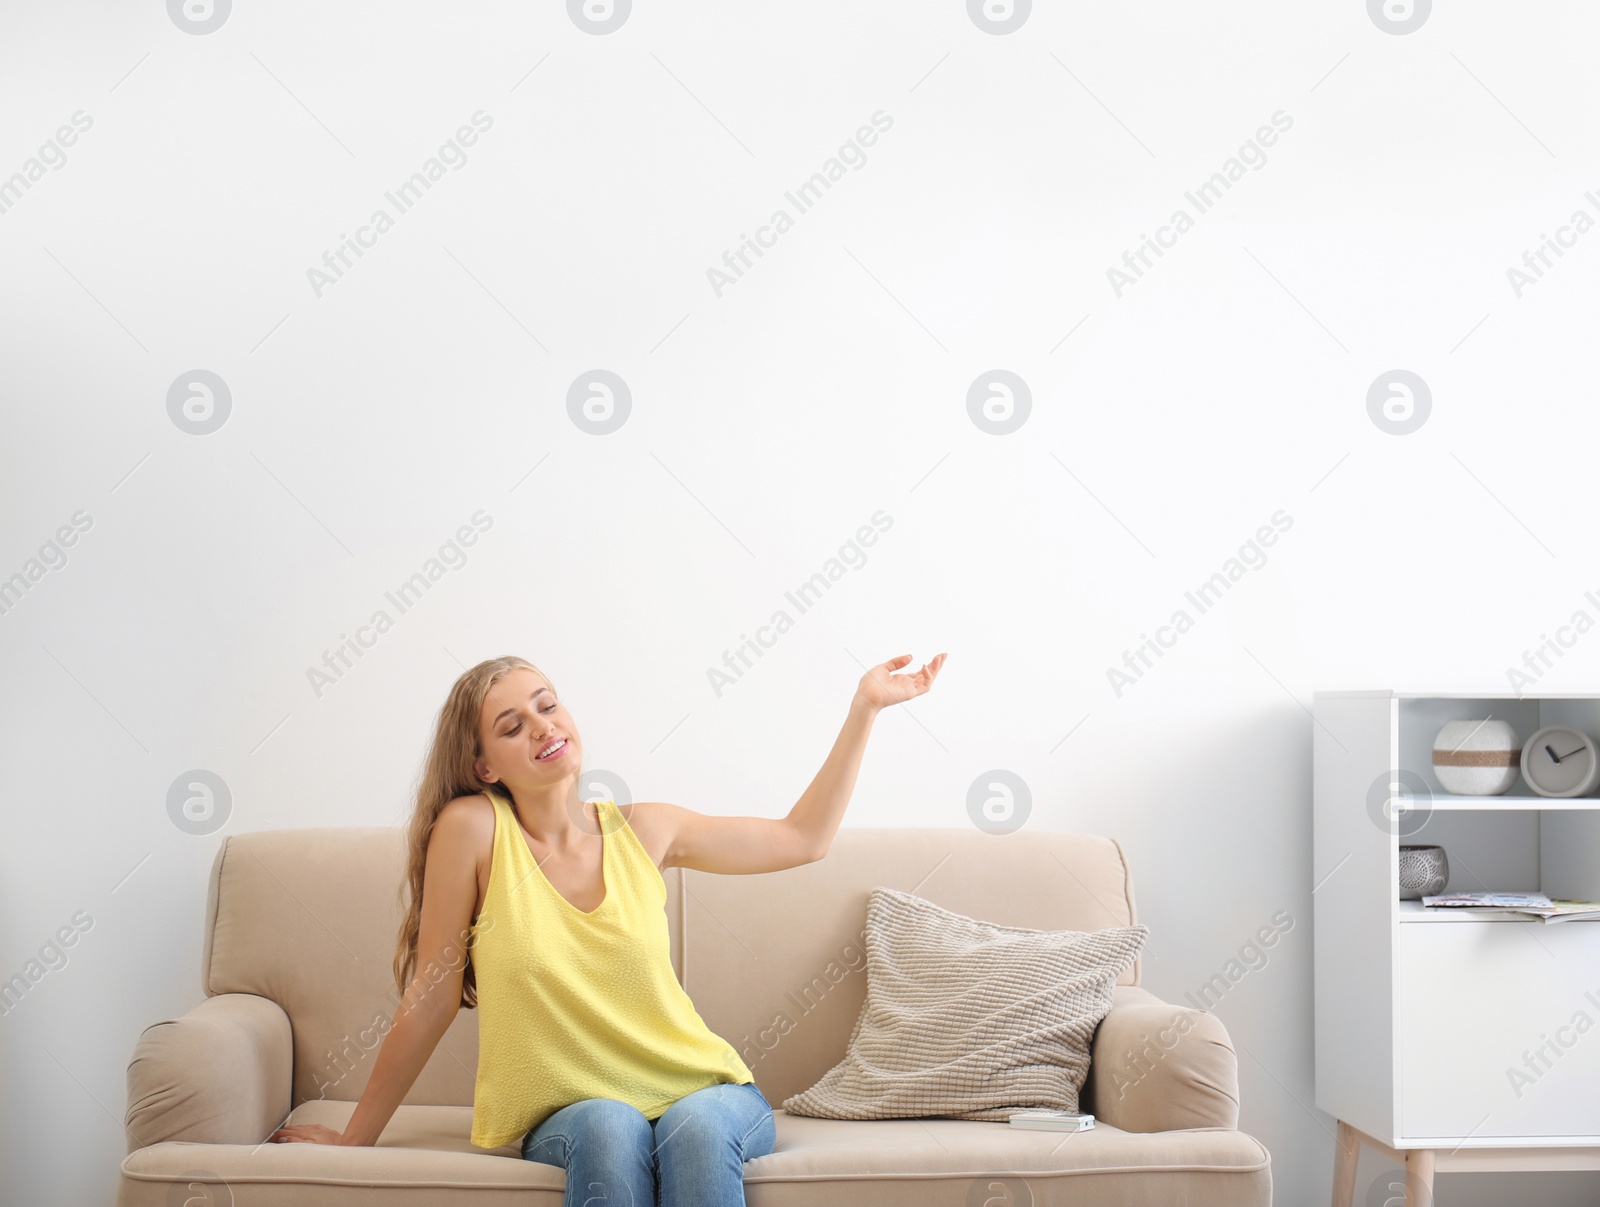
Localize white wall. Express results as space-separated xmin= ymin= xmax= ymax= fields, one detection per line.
xmin=4 ymin=1 xmax=1600 ymax=1203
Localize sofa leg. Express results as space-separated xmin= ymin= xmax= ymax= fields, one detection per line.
xmin=1331 ymin=1120 xmax=1361 ymax=1207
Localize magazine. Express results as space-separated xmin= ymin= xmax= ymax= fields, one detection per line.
xmin=1420 ymin=891 xmax=1600 ymax=923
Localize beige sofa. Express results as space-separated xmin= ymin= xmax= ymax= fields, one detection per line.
xmin=120 ymin=821 xmax=1272 ymax=1205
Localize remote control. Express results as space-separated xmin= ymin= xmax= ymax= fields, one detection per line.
xmin=1007 ymin=1109 xmax=1095 ymax=1132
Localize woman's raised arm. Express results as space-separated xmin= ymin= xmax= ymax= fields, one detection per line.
xmin=643 ymin=652 xmax=947 ymax=875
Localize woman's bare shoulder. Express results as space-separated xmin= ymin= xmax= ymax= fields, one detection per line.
xmin=433 ymin=793 xmax=495 ymax=857
xmin=619 ymin=800 xmax=674 ymax=868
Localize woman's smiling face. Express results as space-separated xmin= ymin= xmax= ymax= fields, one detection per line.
xmin=474 ymin=666 xmax=581 ymax=789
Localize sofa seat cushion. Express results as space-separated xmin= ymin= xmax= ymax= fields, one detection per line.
xmin=749 ymin=1110 xmax=1271 ymax=1205
xmin=118 ymin=1104 xmax=554 ymax=1206
xmin=119 ymin=1101 xmax=1270 ymax=1207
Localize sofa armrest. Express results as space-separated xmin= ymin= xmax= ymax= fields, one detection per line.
xmin=125 ymin=992 xmax=293 ymax=1152
xmin=1083 ymin=984 xmax=1240 ymax=1132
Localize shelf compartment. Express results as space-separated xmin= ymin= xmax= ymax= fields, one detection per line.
xmin=1398 ymin=696 xmax=1600 ymax=804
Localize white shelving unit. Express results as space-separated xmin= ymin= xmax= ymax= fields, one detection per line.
xmin=1315 ymin=690 xmax=1600 ymax=1207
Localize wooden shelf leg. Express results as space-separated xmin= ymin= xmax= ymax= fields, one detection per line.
xmin=1332 ymin=1120 xmax=1361 ymax=1207
xmin=1405 ymin=1148 xmax=1436 ymax=1207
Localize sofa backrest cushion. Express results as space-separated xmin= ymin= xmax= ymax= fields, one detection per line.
xmin=202 ymin=821 xmax=1137 ymax=1110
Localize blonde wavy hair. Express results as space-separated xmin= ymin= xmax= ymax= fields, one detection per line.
xmin=391 ymin=654 xmax=578 ymax=1010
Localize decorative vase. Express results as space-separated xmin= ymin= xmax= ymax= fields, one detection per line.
xmin=1398 ymin=845 xmax=1449 ymax=899
xmin=1432 ymin=719 xmax=1521 ymax=795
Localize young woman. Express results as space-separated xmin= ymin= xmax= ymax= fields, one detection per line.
xmin=269 ymin=650 xmax=946 ymax=1207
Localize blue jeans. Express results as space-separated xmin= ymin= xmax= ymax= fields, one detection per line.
xmin=521 ymin=1081 xmax=776 ymax=1207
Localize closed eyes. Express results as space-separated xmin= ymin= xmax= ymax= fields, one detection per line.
xmin=504 ymin=702 xmax=557 ymax=736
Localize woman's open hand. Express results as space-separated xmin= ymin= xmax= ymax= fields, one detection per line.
xmin=268 ymin=1123 xmax=347 ymax=1145
xmin=855 ymin=653 xmax=946 ymax=713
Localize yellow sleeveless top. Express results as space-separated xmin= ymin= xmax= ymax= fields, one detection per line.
xmin=467 ymin=791 xmax=755 ymax=1149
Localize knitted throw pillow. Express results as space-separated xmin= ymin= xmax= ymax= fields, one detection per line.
xmin=781 ymin=887 xmax=1149 ymax=1121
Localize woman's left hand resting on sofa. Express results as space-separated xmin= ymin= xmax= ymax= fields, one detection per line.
xmin=269 ymin=1123 xmax=344 ymax=1144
